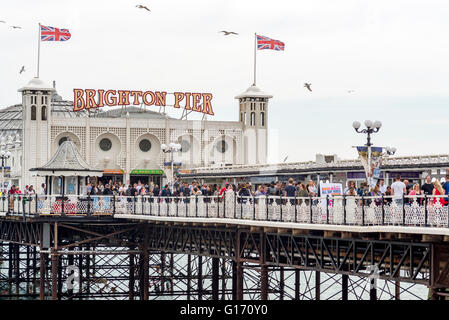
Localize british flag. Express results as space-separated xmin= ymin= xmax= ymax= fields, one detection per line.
xmin=256 ymin=34 xmax=284 ymax=51
xmin=40 ymin=25 xmax=71 ymax=41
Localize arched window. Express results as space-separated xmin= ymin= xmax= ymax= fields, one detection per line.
xmin=31 ymin=105 xmax=36 ymax=120
xmin=260 ymin=112 xmax=265 ymax=127
xmin=250 ymin=112 xmax=255 ymax=126
xmin=41 ymin=106 xmax=47 ymax=121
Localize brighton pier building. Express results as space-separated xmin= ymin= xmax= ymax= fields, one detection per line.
xmin=0 ymin=78 xmax=272 ymax=190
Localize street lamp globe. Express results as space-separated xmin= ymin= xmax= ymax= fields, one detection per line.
xmin=161 ymin=143 xmax=167 ymax=151
xmin=352 ymin=121 xmax=361 ymax=130
xmin=391 ymin=147 xmax=397 ymax=154
xmin=0 ymin=151 xmax=4 ymax=157
xmin=373 ymin=120 xmax=382 ymax=129
xmin=6 ymin=151 xmax=11 ymax=157
xmin=169 ymin=143 xmax=175 ymax=149
xmin=174 ymin=143 xmax=182 ymax=151
xmin=364 ymin=120 xmax=373 ymax=129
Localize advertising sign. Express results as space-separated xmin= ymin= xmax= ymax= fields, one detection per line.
xmin=356 ymin=146 xmax=383 ymax=188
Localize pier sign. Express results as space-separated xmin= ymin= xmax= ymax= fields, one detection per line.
xmin=73 ymin=89 xmax=215 ymax=115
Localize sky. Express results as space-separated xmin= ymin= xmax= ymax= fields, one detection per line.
xmin=1 ymin=0 xmax=449 ymax=164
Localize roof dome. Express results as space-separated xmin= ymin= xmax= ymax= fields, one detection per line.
xmin=18 ymin=77 xmax=55 ymax=92
xmin=234 ymin=85 xmax=273 ymax=99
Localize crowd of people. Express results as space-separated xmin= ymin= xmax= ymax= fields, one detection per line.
xmin=2 ymin=174 xmax=449 ymax=207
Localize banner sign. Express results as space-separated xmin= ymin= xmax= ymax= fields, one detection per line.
xmin=130 ymin=169 xmax=164 ymax=175
xmin=73 ymin=89 xmax=214 ymax=115
xmin=356 ymin=146 xmax=383 ymax=188
xmin=319 ymin=183 xmax=343 ymax=196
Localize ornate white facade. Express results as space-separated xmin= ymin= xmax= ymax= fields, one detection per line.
xmin=0 ymin=78 xmax=272 ymax=189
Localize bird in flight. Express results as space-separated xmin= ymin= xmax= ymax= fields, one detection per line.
xmin=347 ymin=90 xmax=355 ymax=93
xmin=304 ymin=83 xmax=312 ymax=92
xmin=19 ymin=66 xmax=25 ymax=74
xmin=0 ymin=21 xmax=5 ymax=23
xmin=136 ymin=5 xmax=151 ymax=11
xmin=10 ymin=25 xmax=21 ymax=29
xmin=219 ymin=31 xmax=238 ymax=36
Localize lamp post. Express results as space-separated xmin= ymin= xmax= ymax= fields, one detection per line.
xmin=352 ymin=120 xmax=382 ymax=188
xmin=161 ymin=142 xmax=182 ymax=192
xmin=0 ymin=149 xmax=12 ymax=195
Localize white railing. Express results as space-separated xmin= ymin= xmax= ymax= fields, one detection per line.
xmin=2 ymin=193 xmax=448 ymax=228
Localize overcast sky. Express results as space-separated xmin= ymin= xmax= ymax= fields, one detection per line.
xmin=1 ymin=0 xmax=448 ymax=163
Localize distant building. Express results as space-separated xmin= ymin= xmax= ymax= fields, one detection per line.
xmin=0 ymin=78 xmax=273 ymax=191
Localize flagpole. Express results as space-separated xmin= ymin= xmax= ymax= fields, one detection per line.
xmin=253 ymin=32 xmax=257 ymax=86
xmin=37 ymin=23 xmax=41 ymax=78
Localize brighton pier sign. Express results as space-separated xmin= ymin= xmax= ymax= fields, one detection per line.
xmin=73 ymin=89 xmax=214 ymax=115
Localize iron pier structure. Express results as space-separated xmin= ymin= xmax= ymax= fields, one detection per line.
xmin=1 ymin=195 xmax=449 ymax=300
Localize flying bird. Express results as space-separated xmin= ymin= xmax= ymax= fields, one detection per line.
xmin=136 ymin=5 xmax=151 ymax=11
xmin=19 ymin=66 xmax=25 ymax=74
xmin=347 ymin=90 xmax=355 ymax=94
xmin=304 ymin=83 xmax=312 ymax=92
xmin=219 ymin=31 xmax=238 ymax=36
xmin=283 ymin=156 xmax=288 ymax=163
xmin=0 ymin=21 xmax=6 ymax=23
xmin=10 ymin=25 xmax=21 ymax=29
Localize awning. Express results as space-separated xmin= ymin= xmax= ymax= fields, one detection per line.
xmin=130 ymin=169 xmax=164 ymax=175
xmin=103 ymin=169 xmax=124 ymax=175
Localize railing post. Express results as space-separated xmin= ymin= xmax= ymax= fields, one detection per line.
xmin=294 ymin=196 xmax=297 ymax=223
xmin=87 ymin=194 xmax=91 ymax=216
xmin=176 ymin=195 xmax=179 ymax=217
xmin=343 ymin=195 xmax=347 ymax=225
xmin=158 ymin=197 xmax=160 ymax=216
xmin=35 ymin=194 xmax=39 ymax=217
xmin=206 ymin=196 xmax=209 ymax=218
xmin=266 ymin=196 xmax=269 ymax=221
xmin=361 ymin=196 xmax=365 ymax=226
xmin=240 ymin=196 xmax=243 ymax=219
xmin=149 ymin=196 xmax=153 ymax=216
xmin=424 ymin=195 xmax=428 ymax=227
xmin=326 ymin=195 xmax=329 ymax=224
xmin=133 ymin=195 xmax=136 ymax=214
xmin=195 ymin=195 xmax=198 ymax=218
xmin=61 ymin=194 xmax=65 ymax=217
xmin=112 ymin=194 xmax=116 ymax=215
xmin=402 ymin=194 xmax=405 ymax=226
xmin=141 ymin=195 xmax=144 ymax=215
xmin=309 ymin=196 xmax=313 ymax=223
xmin=234 ymin=193 xmax=237 ymax=219
xmin=381 ymin=195 xmax=385 ymax=225
xmin=253 ymin=196 xmax=256 ymax=220
xmin=280 ymin=194 xmax=283 ymax=222
xmin=217 ymin=194 xmax=220 ymax=218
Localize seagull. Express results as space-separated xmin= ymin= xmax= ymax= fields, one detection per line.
xmin=0 ymin=21 xmax=5 ymax=23
xmin=10 ymin=25 xmax=21 ymax=29
xmin=219 ymin=31 xmax=238 ymax=36
xmin=283 ymin=156 xmax=288 ymax=163
xmin=304 ymin=83 xmax=312 ymax=92
xmin=19 ymin=66 xmax=25 ymax=74
xmin=136 ymin=5 xmax=151 ymax=11
xmin=347 ymin=90 xmax=355 ymax=93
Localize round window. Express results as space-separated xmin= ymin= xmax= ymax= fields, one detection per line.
xmin=179 ymin=139 xmax=190 ymax=153
xmin=99 ymin=138 xmax=112 ymax=151
xmin=216 ymin=140 xmax=228 ymax=153
xmin=139 ymin=139 xmax=152 ymax=152
xmin=58 ymin=137 xmax=68 ymax=146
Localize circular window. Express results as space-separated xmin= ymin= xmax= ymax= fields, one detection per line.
xmin=179 ymin=140 xmax=190 ymax=153
xmin=139 ymin=139 xmax=152 ymax=152
xmin=58 ymin=137 xmax=68 ymax=146
xmin=99 ymin=138 xmax=112 ymax=151
xmin=216 ymin=140 xmax=228 ymax=153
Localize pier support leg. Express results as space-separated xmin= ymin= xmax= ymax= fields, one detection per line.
xmin=212 ymin=257 xmax=219 ymax=300
xmin=68 ymin=247 xmax=74 ymax=300
xmin=260 ymin=264 xmax=268 ymax=300
xmin=236 ymin=261 xmax=244 ymax=300
xmin=51 ymin=251 xmax=58 ymax=300
xmin=315 ymin=271 xmax=320 ymax=300
xmin=39 ymin=249 xmax=46 ymax=300
xmin=232 ymin=261 xmax=237 ymax=300
xmin=198 ymin=255 xmax=203 ymax=300
xmin=395 ymin=281 xmax=400 ymax=300
xmin=221 ymin=258 xmax=226 ymax=300
xmin=370 ymin=279 xmax=377 ymax=301
xmin=187 ymin=254 xmax=191 ymax=300
xmin=342 ymin=274 xmax=348 ymax=301
xmin=129 ymin=246 xmax=135 ymax=300
xmin=294 ymin=269 xmax=300 ymax=300
xmin=142 ymin=246 xmax=149 ymax=300
xmin=280 ymin=267 xmax=285 ymax=300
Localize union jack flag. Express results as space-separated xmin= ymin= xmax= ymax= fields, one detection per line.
xmin=256 ymin=34 xmax=284 ymax=51
xmin=40 ymin=25 xmax=71 ymax=41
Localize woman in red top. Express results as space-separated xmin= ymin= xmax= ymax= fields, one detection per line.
xmin=432 ymin=180 xmax=447 ymax=206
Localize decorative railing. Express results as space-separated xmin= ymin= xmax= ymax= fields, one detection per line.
xmin=2 ymin=193 xmax=449 ymax=228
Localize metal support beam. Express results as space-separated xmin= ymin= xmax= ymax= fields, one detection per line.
xmin=212 ymin=257 xmax=219 ymax=300
xmin=342 ymin=274 xmax=348 ymax=300
xmin=261 ymin=264 xmax=268 ymax=300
